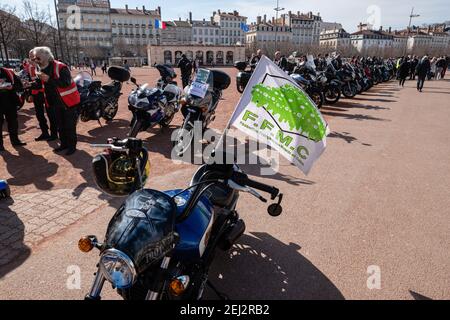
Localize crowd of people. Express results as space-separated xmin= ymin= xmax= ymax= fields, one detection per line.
xmin=1 ymin=47 xmax=79 ymax=155
xmin=396 ymin=55 xmax=448 ymax=91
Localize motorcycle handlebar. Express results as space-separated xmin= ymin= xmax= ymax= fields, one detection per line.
xmin=231 ymin=172 xmax=279 ymax=200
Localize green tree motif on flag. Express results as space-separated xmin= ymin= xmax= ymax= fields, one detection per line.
xmin=251 ymin=83 xmax=326 ymax=142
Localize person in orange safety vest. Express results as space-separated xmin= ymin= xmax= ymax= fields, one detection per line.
xmin=25 ymin=55 xmax=58 ymax=142
xmin=30 ymin=47 xmax=80 ymax=156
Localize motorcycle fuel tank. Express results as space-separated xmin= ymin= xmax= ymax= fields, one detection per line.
xmin=164 ymin=190 xmax=215 ymax=262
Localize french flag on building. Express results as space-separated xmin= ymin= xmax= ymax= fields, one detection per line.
xmin=155 ymin=19 xmax=166 ymax=30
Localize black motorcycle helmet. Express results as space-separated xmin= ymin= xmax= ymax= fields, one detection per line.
xmin=92 ymin=142 xmax=150 ymax=197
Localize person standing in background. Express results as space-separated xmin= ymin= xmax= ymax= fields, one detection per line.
xmin=0 ymin=66 xmax=26 ymax=151
xmin=31 ymin=46 xmax=80 ymax=156
xmin=416 ymin=56 xmax=431 ymax=92
xmin=27 ymin=52 xmax=58 ymax=142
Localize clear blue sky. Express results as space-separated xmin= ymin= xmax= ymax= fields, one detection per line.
xmin=4 ymin=0 xmax=449 ymax=32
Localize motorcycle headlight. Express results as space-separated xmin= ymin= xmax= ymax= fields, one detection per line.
xmin=99 ymin=249 xmax=136 ymax=289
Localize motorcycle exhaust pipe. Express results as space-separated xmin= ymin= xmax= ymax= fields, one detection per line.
xmin=219 ymin=219 xmax=246 ymax=251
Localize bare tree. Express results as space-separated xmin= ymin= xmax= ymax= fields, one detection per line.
xmin=0 ymin=5 xmax=21 ymax=63
xmin=21 ymin=0 xmax=52 ymax=46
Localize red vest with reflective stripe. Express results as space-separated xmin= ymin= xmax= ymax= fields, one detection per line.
xmin=50 ymin=60 xmax=80 ymax=108
xmin=25 ymin=63 xmax=45 ymax=95
xmin=1 ymin=68 xmax=15 ymax=88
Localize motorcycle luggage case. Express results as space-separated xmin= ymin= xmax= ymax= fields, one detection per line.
xmin=210 ymin=70 xmax=231 ymax=90
xmin=108 ymin=66 xmax=131 ymax=82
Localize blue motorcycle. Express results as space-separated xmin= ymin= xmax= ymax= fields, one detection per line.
xmin=0 ymin=180 xmax=10 ymax=199
xmin=80 ymin=137 xmax=284 ymax=300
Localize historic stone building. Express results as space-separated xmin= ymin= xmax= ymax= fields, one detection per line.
xmin=147 ymin=45 xmax=245 ymax=66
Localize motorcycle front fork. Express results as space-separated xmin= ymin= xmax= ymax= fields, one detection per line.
xmin=85 ymin=268 xmax=106 ymax=300
xmin=145 ymin=255 xmax=172 ymax=300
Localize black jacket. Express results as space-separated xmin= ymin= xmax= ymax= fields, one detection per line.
xmin=34 ymin=62 xmax=72 ymax=106
xmin=0 ymin=68 xmax=23 ymax=108
xmin=177 ymin=58 xmax=192 ymax=75
xmin=416 ymin=59 xmax=431 ymax=77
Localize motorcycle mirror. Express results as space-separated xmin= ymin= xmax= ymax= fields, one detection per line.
xmin=131 ymin=77 xmax=137 ymax=85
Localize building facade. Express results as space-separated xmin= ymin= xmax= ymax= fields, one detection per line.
xmin=245 ymin=16 xmax=292 ymax=47
xmin=111 ymin=6 xmax=161 ymax=50
xmin=282 ymin=11 xmax=322 ymax=45
xmin=319 ymin=28 xmax=351 ymax=51
xmin=192 ymin=19 xmax=221 ymax=45
xmin=213 ymin=10 xmax=247 ymax=45
xmin=148 ymin=44 xmax=245 ymax=66
xmin=350 ymin=24 xmax=394 ymax=55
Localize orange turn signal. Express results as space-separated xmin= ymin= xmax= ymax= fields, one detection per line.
xmin=169 ymin=277 xmax=188 ymax=296
xmin=78 ymin=237 xmax=94 ymax=253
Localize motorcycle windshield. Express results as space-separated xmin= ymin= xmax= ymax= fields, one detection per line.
xmin=74 ymin=71 xmax=93 ymax=88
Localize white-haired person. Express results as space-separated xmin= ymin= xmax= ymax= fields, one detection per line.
xmin=30 ymin=47 xmax=80 ymax=156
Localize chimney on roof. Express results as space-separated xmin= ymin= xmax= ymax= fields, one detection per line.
xmin=125 ymin=4 xmax=129 ymax=13
xmin=297 ymin=11 xmax=300 ymax=16
xmin=234 ymin=10 xmax=238 ymax=16
xmin=379 ymin=25 xmax=382 ymax=31
xmin=189 ymin=12 xmax=192 ymax=24
xmin=142 ymin=6 xmax=146 ymax=13
xmin=389 ymin=26 xmax=392 ymax=33
xmin=282 ymin=15 xmax=286 ymax=26
xmin=158 ymin=6 xmax=161 ymax=15
xmin=218 ymin=9 xmax=221 ymax=14
xmin=213 ymin=11 xmax=216 ymax=16
xmin=428 ymin=25 xmax=431 ymax=33
xmin=211 ymin=16 xmax=214 ymax=23
xmin=272 ymin=17 xmax=275 ymax=24
xmin=308 ymin=12 xmax=312 ymax=19
xmin=263 ymin=14 xmax=267 ymax=23
xmin=257 ymin=16 xmax=262 ymax=24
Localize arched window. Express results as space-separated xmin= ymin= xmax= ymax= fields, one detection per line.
xmin=164 ymin=50 xmax=173 ymax=65
xmin=195 ymin=51 xmax=204 ymax=65
xmin=206 ymin=51 xmax=214 ymax=65
xmin=226 ymin=51 xmax=234 ymax=65
xmin=216 ymin=51 xmax=224 ymax=65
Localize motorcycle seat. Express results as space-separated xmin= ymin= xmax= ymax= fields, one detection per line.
xmin=101 ymin=82 xmax=120 ymax=96
xmin=191 ymin=164 xmax=237 ymax=208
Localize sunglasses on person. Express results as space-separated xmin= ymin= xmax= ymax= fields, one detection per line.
xmin=31 ymin=57 xmax=41 ymax=62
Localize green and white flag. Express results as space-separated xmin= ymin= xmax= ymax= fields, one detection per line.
xmin=228 ymin=56 xmax=329 ymax=174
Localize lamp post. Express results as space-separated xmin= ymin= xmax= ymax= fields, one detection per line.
xmin=274 ymin=0 xmax=285 ymax=51
xmin=404 ymin=7 xmax=420 ymax=55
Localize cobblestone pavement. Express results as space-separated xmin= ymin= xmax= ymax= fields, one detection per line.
xmin=0 ymin=187 xmax=111 ymax=268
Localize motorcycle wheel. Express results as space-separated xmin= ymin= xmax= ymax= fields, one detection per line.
xmin=129 ymin=119 xmax=142 ymax=138
xmin=309 ymin=91 xmax=324 ymax=109
xmin=160 ymin=113 xmax=175 ymax=128
xmin=342 ymin=84 xmax=356 ymax=98
xmin=173 ymin=120 xmax=195 ymax=157
xmin=237 ymin=83 xmax=245 ymax=94
xmin=324 ymin=87 xmax=341 ymax=105
xmin=102 ymin=98 xmax=119 ymax=121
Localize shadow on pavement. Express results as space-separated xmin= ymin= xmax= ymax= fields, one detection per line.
xmin=0 ymin=198 xmax=31 ymax=279
xmin=409 ymin=290 xmax=433 ymax=300
xmin=0 ymin=147 xmax=58 ymax=191
xmin=333 ymin=101 xmax=390 ymax=111
xmin=351 ymin=97 xmax=397 ymax=103
xmin=320 ymin=111 xmax=390 ymax=122
xmin=207 ymin=232 xmax=345 ymax=300
xmin=77 ymin=119 xmax=131 ymax=145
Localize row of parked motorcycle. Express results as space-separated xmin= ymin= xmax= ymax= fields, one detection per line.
xmin=74 ymin=64 xmax=230 ymax=156
xmin=235 ymin=58 xmax=396 ymax=108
